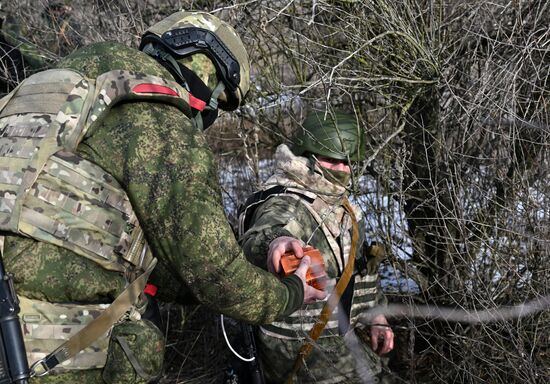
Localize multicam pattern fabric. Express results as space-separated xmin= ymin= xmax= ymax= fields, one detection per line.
xmin=143 ymin=11 xmax=250 ymax=109
xmin=31 ymin=369 xmax=104 ymax=384
xmin=178 ymin=53 xmax=218 ymax=91
xmin=239 ymin=144 xmax=387 ymax=383
xmin=20 ymin=296 xmax=111 ymax=373
xmin=0 ymin=63 xmax=194 ymax=271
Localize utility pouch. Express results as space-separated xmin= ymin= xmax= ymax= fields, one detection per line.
xmin=102 ymin=319 xmax=164 ymax=384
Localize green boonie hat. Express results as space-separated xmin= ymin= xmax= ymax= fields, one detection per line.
xmin=293 ymin=111 xmax=365 ymax=162
xmin=140 ymin=11 xmax=250 ymax=111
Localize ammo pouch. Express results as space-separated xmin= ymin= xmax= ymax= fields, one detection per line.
xmin=19 ymin=295 xmax=163 ymax=383
xmin=102 ymin=319 xmax=164 ymax=384
xmin=19 ymin=296 xmax=111 ymax=373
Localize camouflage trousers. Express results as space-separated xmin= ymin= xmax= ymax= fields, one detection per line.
xmin=257 ymin=328 xmax=391 ymax=384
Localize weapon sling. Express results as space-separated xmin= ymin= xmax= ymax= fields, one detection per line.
xmin=30 ymin=257 xmax=157 ymax=376
xmin=285 ymin=197 xmax=359 ymax=383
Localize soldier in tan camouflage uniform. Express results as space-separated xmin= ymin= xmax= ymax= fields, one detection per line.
xmin=239 ymin=111 xmax=395 ymax=383
xmin=0 ymin=11 xmax=325 ymax=384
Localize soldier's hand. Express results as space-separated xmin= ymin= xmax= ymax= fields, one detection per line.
xmin=294 ymin=256 xmax=327 ymax=304
xmin=267 ymin=236 xmax=304 ymax=274
xmin=370 ymin=314 xmax=394 ymax=355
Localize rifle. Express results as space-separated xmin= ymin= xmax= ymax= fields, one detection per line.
xmin=221 ymin=315 xmax=265 ymax=384
xmin=239 ymin=322 xmax=265 ymax=384
xmin=0 ymin=252 xmax=30 ymax=384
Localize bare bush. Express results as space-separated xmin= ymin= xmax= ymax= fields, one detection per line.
xmin=1 ymin=1 xmax=549 ymax=383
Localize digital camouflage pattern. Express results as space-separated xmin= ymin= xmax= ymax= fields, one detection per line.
xmin=0 ymin=63 xmax=197 ymax=272
xmin=102 ymin=320 xmax=164 ymax=384
xmin=240 ymin=144 xmax=387 ymax=383
xmin=5 ymin=236 xmax=125 ymax=302
xmin=56 ymin=42 xmax=300 ymax=318
xmin=1 ymin=41 xmax=302 ymax=383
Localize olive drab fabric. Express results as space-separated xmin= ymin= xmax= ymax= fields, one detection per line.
xmin=102 ymin=320 xmax=164 ymax=384
xmin=239 ymin=144 xmax=387 ymax=383
xmin=292 ymin=111 xmax=366 ymax=162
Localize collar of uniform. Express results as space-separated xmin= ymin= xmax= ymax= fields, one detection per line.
xmin=264 ymin=144 xmax=348 ymax=204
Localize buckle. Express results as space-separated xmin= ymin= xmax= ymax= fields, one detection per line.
xmin=30 ymin=358 xmax=51 ymax=377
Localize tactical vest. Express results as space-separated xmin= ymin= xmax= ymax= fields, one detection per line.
xmin=238 ymin=186 xmax=380 ymax=340
xmin=0 ymin=67 xmax=202 ymax=372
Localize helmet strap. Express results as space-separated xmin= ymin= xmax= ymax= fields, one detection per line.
xmin=142 ymin=43 xmax=187 ymax=87
xmin=142 ymin=43 xmax=220 ymax=129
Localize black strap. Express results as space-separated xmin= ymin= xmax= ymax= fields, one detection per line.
xmin=143 ymin=43 xmax=219 ymax=129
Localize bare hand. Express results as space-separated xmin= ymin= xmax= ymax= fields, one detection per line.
xmin=293 ymin=256 xmax=327 ymax=304
xmin=267 ymin=236 xmax=304 ymax=274
xmin=370 ymin=314 xmax=394 ymax=355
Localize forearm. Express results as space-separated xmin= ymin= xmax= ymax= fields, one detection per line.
xmin=140 ymin=160 xmax=302 ymax=323
xmin=240 ymin=196 xmax=313 ymax=268
xmin=80 ymin=104 xmax=303 ymax=323
xmin=241 ymin=226 xmax=294 ymax=270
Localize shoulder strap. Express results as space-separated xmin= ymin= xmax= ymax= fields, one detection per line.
xmin=237 ymin=186 xmax=287 ymax=237
xmin=286 ymin=198 xmax=359 ymax=383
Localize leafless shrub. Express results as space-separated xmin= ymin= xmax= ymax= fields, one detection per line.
xmin=1 ymin=1 xmax=549 ymax=383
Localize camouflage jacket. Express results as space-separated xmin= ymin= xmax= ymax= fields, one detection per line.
xmin=240 ymin=144 xmax=387 ymax=337
xmin=2 ymin=42 xmax=302 ymax=324
xmin=239 ymin=144 xmax=387 ymax=382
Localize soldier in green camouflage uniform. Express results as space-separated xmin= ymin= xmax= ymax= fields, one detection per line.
xmin=239 ymin=111 xmax=395 ymax=383
xmin=0 ymin=11 xmax=325 ymax=384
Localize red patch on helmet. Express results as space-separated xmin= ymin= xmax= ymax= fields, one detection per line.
xmin=132 ymin=83 xmax=178 ymax=96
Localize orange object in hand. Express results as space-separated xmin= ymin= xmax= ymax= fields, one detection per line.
xmin=280 ymin=246 xmax=328 ymax=290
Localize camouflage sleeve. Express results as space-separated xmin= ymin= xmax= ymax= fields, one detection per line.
xmin=242 ymin=195 xmax=389 ymax=309
xmin=76 ymin=102 xmax=302 ymax=324
xmin=240 ymin=195 xmax=321 ymax=268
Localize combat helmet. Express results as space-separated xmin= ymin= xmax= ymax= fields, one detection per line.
xmin=140 ymin=11 xmax=250 ymax=111
xmin=293 ymin=111 xmax=365 ymax=162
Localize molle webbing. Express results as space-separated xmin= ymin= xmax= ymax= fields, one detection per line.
xmin=19 ymin=151 xmax=150 ymax=272
xmin=0 ymin=68 xmax=192 ymax=271
xmin=19 ymin=296 xmax=111 ymax=373
xmin=261 ymin=273 xmax=378 ymax=339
